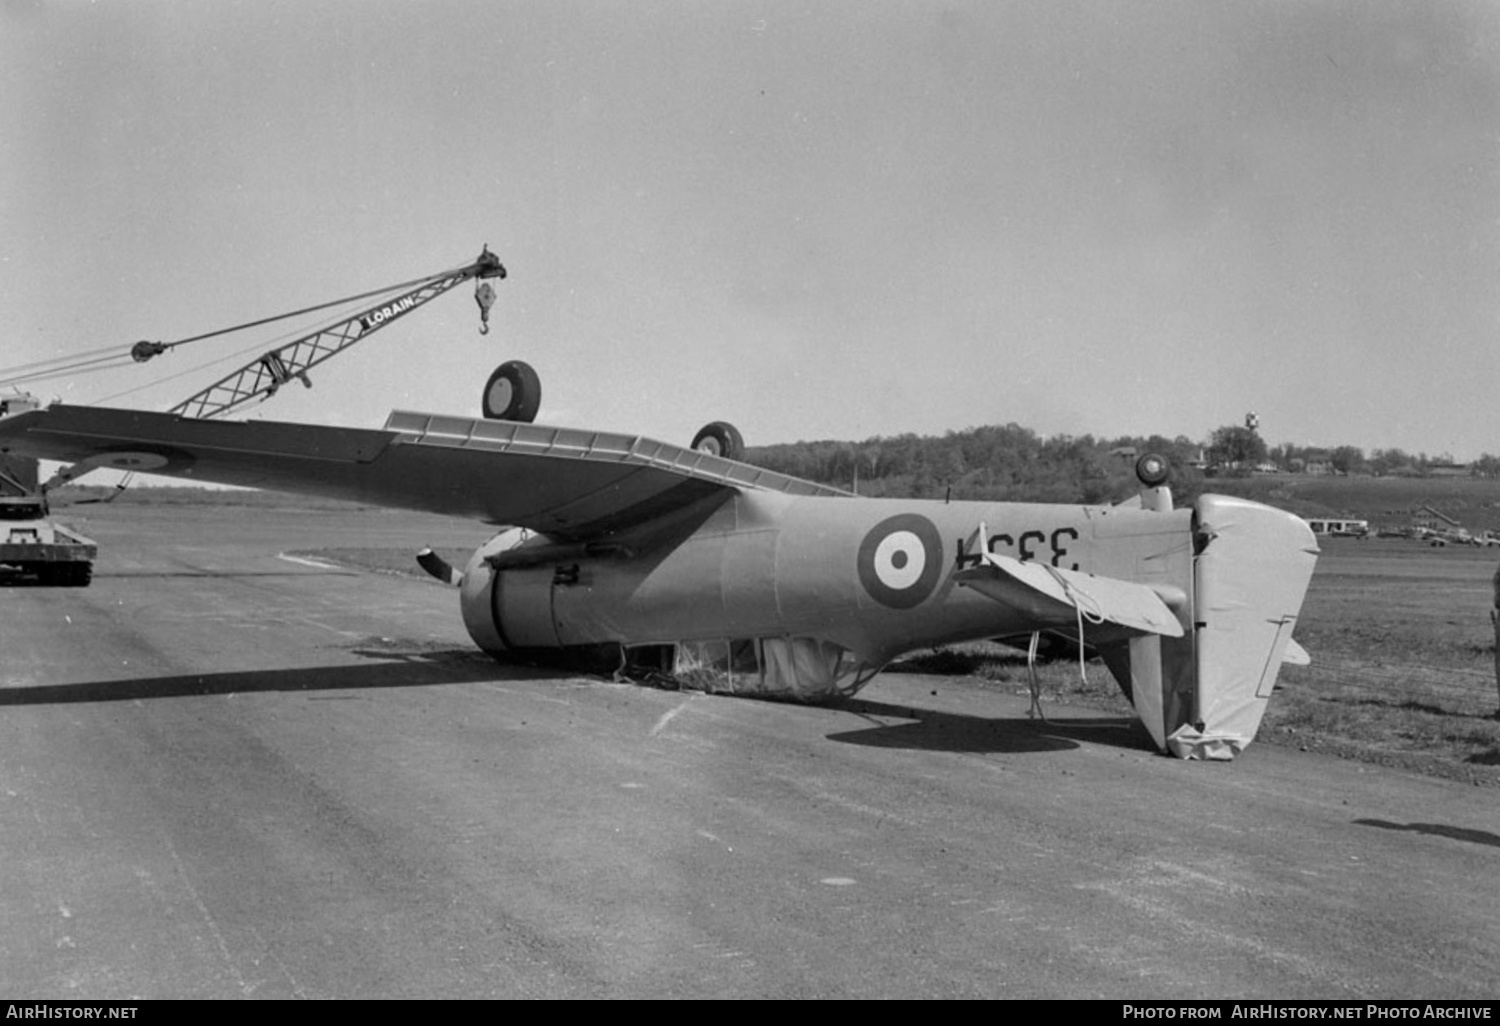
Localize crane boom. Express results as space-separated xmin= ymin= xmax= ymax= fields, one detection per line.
xmin=169 ymin=247 xmax=505 ymax=420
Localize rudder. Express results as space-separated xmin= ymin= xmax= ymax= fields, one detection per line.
xmin=1101 ymin=494 xmax=1318 ymax=759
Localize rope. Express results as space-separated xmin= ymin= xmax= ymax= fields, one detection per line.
xmin=1041 ymin=564 xmax=1105 ymax=684
xmin=1026 ymin=631 xmax=1048 ymax=721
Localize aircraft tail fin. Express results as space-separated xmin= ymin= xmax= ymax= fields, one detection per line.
xmin=1099 ymin=495 xmax=1318 ymax=759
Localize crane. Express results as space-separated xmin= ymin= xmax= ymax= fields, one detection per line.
xmin=38 ymin=246 xmax=507 ymax=493
xmin=133 ymin=246 xmax=506 ymax=420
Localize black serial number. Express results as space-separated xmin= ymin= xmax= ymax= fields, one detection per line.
xmin=987 ymin=527 xmax=1079 ymax=570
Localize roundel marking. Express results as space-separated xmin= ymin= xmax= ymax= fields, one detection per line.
xmin=92 ymin=451 xmax=170 ymax=471
xmin=86 ymin=445 xmax=197 ymax=476
xmin=857 ymin=513 xmax=944 ymax=609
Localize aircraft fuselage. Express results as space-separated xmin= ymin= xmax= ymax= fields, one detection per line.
xmin=461 ymin=490 xmax=1196 ymax=668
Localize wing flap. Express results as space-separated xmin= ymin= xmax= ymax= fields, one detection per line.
xmin=954 ymin=552 xmax=1185 ymax=639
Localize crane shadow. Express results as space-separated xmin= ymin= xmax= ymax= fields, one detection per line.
xmin=1353 ymin=819 xmax=1500 ymax=849
xmin=0 ymin=647 xmax=567 ymax=706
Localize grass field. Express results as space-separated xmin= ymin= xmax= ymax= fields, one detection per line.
xmin=1198 ymin=473 xmax=1500 ymax=534
xmin=890 ymin=537 xmax=1500 ymax=784
xmin=1266 ymin=537 xmax=1500 ymax=782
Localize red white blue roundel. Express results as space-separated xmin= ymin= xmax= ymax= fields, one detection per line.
xmin=857 ymin=514 xmax=944 ymax=609
xmin=89 ymin=445 xmax=197 ymax=475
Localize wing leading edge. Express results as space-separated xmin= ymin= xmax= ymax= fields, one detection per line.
xmin=0 ymin=404 xmax=848 ymax=539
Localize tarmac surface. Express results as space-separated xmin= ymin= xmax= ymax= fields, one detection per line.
xmin=1 ymin=503 xmax=1497 ymax=999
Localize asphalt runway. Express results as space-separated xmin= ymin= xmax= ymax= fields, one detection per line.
xmin=2 ymin=503 xmax=1497 ymax=999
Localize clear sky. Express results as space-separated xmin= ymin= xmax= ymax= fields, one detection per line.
xmin=3 ymin=0 xmax=1498 ymax=459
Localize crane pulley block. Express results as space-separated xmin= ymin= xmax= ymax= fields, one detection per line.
xmin=474 ymin=246 xmax=507 ymax=280
xmin=131 ymin=340 xmax=167 ymax=363
xmin=476 ymin=281 xmax=497 ymax=334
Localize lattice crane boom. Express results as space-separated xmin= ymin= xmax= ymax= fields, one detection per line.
xmin=167 ymin=246 xmax=505 ymax=420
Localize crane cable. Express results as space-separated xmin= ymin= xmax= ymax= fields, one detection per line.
xmin=0 ymin=348 xmax=140 ymax=390
xmin=143 ymin=263 xmax=463 ymax=354
xmin=90 ymin=304 xmax=359 ymax=408
xmin=0 ymin=261 xmax=470 ymax=393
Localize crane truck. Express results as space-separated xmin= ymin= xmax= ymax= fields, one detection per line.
xmin=0 ymin=394 xmax=96 ymax=586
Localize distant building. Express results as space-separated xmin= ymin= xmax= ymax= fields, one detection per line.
xmin=1306 ymin=518 xmax=1369 ymax=537
xmin=1413 ymin=505 xmax=1461 ymax=531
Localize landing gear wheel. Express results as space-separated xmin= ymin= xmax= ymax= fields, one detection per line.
xmin=691 ymin=421 xmax=744 ymax=461
xmin=1135 ymin=452 xmax=1171 ymax=488
xmin=481 ymin=361 xmax=541 ymax=423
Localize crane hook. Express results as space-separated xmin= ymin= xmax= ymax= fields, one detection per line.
xmin=475 ymin=281 xmax=497 ymax=336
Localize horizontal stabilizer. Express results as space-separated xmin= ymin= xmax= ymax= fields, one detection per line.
xmin=1282 ymin=638 xmax=1310 ymax=666
xmin=954 ymin=553 xmax=1184 ymax=639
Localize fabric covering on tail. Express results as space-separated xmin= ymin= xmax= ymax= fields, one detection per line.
xmin=1098 ymin=495 xmax=1318 ymax=759
xmin=1173 ymin=495 xmax=1319 ymax=759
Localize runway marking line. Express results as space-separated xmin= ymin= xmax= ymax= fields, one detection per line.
xmin=276 ymin=553 xmax=342 ymax=571
xmin=650 ymin=696 xmax=696 ymax=737
xmin=479 ymin=682 xmax=574 ymax=708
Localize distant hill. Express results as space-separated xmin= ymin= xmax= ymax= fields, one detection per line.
xmin=746 ymin=426 xmax=1500 ymax=531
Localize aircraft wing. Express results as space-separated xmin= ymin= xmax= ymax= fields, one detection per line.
xmin=0 ymin=404 xmax=848 ymax=540
xmin=954 ymin=551 xmax=1185 ymax=639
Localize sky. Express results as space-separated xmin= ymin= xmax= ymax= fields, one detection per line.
xmin=3 ymin=0 xmax=1498 ymax=462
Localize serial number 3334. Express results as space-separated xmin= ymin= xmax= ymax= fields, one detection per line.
xmin=986 ymin=526 xmax=1080 ymax=570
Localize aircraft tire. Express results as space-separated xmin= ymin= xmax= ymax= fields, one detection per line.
xmin=691 ymin=421 xmax=744 ymax=461
xmin=1135 ymin=452 xmax=1171 ymax=487
xmin=481 ymin=361 xmax=542 ymax=423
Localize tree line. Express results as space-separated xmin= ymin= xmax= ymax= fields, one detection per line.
xmin=1204 ymin=425 xmax=1500 ymax=479
xmin=744 ymin=423 xmax=1500 ymax=506
xmin=746 ymin=424 xmax=1209 ymax=505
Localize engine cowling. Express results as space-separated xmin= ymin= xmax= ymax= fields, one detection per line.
xmin=459 ymin=527 xmax=533 ymax=653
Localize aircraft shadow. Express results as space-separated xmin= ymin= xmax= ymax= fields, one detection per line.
xmin=0 ymin=571 xmax=357 ymax=587
xmin=1353 ymin=819 xmax=1500 ymax=850
xmin=826 ymin=698 xmax=1153 ymax=756
xmin=98 ymin=569 xmax=359 ymax=579
xmin=0 ymin=650 xmax=563 ymax=706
